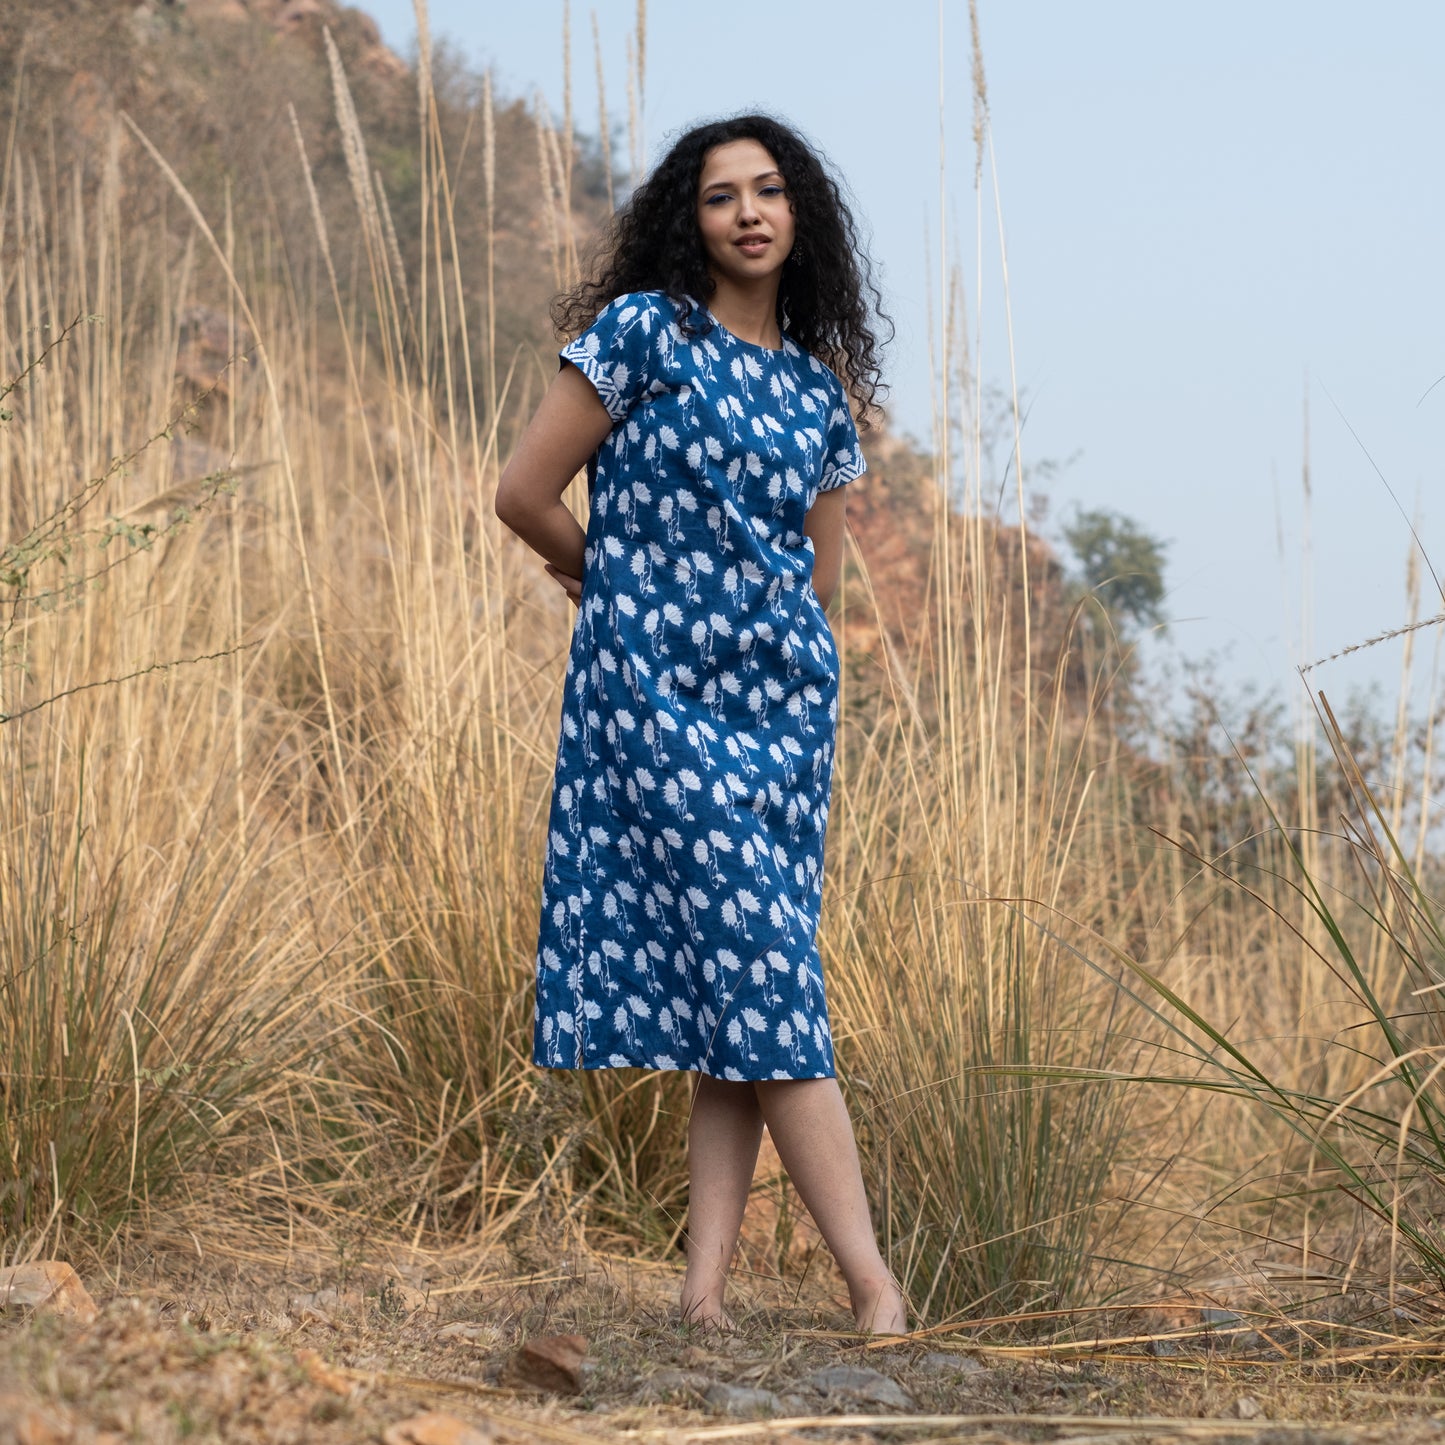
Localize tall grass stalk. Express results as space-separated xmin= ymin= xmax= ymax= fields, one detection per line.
xmin=822 ymin=6 xmax=1142 ymax=1322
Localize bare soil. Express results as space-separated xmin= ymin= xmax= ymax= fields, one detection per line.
xmin=4 ymin=1230 xmax=1445 ymax=1445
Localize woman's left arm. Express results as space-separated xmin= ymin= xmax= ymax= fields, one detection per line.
xmin=803 ymin=488 xmax=847 ymax=610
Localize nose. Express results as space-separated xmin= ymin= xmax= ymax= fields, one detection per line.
xmin=737 ymin=190 xmax=761 ymax=224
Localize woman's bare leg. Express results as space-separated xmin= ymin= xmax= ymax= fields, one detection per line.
xmin=680 ymin=1074 xmax=764 ymax=1327
xmin=754 ymin=1077 xmax=906 ymax=1333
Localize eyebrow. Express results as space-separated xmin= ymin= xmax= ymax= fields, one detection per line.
xmin=699 ymin=169 xmax=786 ymax=192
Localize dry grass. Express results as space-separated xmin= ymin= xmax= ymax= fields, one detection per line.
xmin=6 ymin=1237 xmax=1445 ymax=1443
xmin=0 ymin=0 xmax=1442 ymax=1361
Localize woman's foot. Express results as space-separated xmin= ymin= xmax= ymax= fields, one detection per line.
xmin=849 ymin=1274 xmax=907 ymax=1334
xmin=679 ymin=1292 xmax=737 ymax=1333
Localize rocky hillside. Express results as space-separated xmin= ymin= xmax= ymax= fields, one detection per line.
xmin=0 ymin=0 xmax=1084 ymax=694
xmin=0 ymin=0 xmax=609 ymax=437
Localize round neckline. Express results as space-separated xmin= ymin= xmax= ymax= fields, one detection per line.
xmin=703 ymin=305 xmax=789 ymax=356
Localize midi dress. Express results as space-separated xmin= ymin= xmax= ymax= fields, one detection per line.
xmin=532 ymin=290 xmax=865 ymax=1082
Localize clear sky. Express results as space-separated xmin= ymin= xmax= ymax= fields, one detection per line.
xmin=359 ymin=0 xmax=1444 ymax=716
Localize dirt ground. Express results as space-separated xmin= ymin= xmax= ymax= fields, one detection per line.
xmin=5 ymin=1229 xmax=1445 ymax=1445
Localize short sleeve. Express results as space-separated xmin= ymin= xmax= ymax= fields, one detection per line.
xmin=560 ymin=292 xmax=667 ymax=423
xmin=817 ymin=388 xmax=867 ymax=493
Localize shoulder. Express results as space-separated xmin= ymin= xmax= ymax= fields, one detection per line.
xmin=591 ymin=291 xmax=686 ymax=331
xmin=560 ymin=293 xmax=691 ymax=421
xmin=788 ymin=339 xmax=851 ymax=403
xmin=791 ymin=347 xmax=857 ymax=435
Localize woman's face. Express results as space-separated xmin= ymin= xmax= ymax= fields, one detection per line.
xmin=695 ymin=138 xmax=796 ymax=290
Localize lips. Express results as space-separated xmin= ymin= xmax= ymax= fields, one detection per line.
xmin=734 ymin=236 xmax=771 ymax=255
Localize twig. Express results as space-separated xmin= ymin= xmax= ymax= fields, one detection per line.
xmin=0 ymin=313 xmax=96 ymax=410
xmin=0 ymin=641 xmax=261 ymax=725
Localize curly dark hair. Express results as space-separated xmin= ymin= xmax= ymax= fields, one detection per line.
xmin=553 ymin=113 xmax=891 ymax=425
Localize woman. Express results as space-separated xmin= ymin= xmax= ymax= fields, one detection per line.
xmin=495 ymin=114 xmax=905 ymax=1334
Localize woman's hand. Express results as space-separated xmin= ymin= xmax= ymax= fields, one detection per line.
xmin=545 ymin=564 xmax=584 ymax=606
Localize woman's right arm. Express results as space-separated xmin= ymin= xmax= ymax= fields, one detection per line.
xmin=494 ymin=362 xmax=616 ymax=588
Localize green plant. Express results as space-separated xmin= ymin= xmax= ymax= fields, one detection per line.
xmin=1044 ymin=692 xmax=1445 ymax=1296
xmin=1061 ymin=506 xmax=1168 ymax=634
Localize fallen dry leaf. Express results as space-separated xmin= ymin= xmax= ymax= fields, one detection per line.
xmin=499 ymin=1332 xmax=588 ymax=1394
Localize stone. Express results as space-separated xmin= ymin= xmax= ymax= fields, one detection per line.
xmin=287 ymin=1286 xmax=363 ymax=1316
xmin=382 ymin=1413 xmax=495 ymax=1445
xmin=802 ymin=1365 xmax=915 ymax=1410
xmin=1229 ymin=1395 xmax=1264 ymax=1420
xmin=436 ymin=1321 xmax=506 ymax=1347
xmin=915 ymin=1350 xmax=985 ymax=1376
xmin=0 ymin=1262 xmax=99 ymax=1325
xmin=702 ymin=1382 xmax=784 ymax=1417
xmin=286 ymin=1290 xmax=344 ymax=1329
xmin=500 ymin=1333 xmax=588 ymax=1394
xmin=634 ymin=1368 xmax=714 ymax=1403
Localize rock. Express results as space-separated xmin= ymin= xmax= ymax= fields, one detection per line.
xmin=286 ymin=1289 xmax=345 ymax=1329
xmin=702 ymin=1382 xmax=785 ymax=1417
xmin=288 ymin=1286 xmax=363 ymax=1315
xmin=802 ymin=1365 xmax=915 ymax=1410
xmin=0 ymin=1262 xmax=99 ymax=1324
xmin=1229 ymin=1395 xmax=1264 ymax=1420
xmin=634 ymin=1368 xmax=714 ymax=1403
xmin=915 ymin=1350 xmax=985 ymax=1377
xmin=382 ymin=1413 xmax=495 ymax=1445
xmin=436 ymin=1321 xmax=506 ymax=1347
xmin=500 ymin=1333 xmax=588 ymax=1394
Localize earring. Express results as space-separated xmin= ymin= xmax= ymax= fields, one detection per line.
xmin=790 ymin=241 xmax=805 ymax=263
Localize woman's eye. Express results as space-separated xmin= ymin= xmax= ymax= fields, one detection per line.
xmin=704 ymin=192 xmax=733 ymax=205
xmin=760 ymin=185 xmax=785 ymax=197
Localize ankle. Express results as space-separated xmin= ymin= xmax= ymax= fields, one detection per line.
xmin=847 ymin=1272 xmax=907 ymax=1335
xmin=679 ymin=1288 xmax=734 ymax=1331
xmin=680 ymin=1272 xmax=725 ymax=1315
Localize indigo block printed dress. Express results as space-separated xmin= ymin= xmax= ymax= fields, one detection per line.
xmin=532 ymin=291 xmax=865 ymax=1081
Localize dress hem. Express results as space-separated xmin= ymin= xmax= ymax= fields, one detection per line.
xmin=532 ymin=1057 xmax=836 ymax=1082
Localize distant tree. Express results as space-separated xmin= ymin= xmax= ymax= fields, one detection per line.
xmin=1061 ymin=507 xmax=1168 ymax=632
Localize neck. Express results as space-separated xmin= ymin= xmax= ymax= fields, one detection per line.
xmin=707 ymin=275 xmax=783 ymax=349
